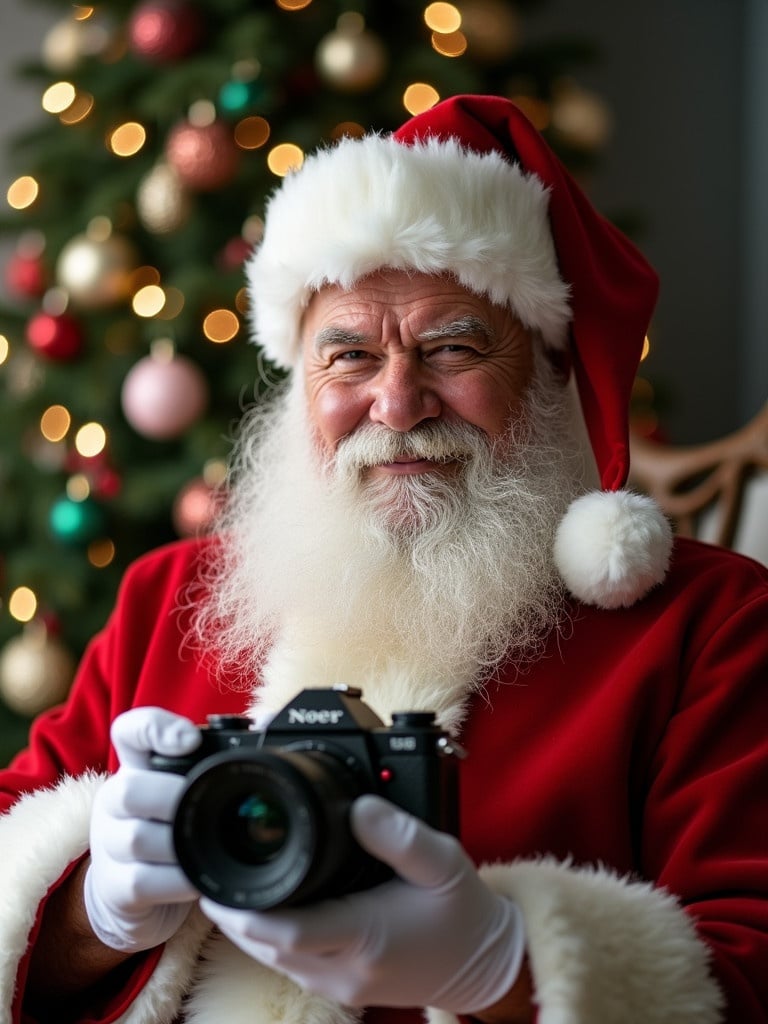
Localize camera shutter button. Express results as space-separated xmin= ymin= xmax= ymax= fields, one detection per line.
xmin=206 ymin=715 xmax=252 ymax=730
xmin=391 ymin=712 xmax=436 ymax=727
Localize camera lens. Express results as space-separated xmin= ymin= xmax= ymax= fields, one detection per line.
xmin=221 ymin=792 xmax=289 ymax=866
xmin=172 ymin=746 xmax=376 ymax=909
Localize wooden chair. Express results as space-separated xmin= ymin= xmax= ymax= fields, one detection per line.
xmin=628 ymin=402 xmax=768 ymax=558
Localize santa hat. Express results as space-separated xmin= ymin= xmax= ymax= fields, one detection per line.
xmin=245 ymin=94 xmax=672 ymax=609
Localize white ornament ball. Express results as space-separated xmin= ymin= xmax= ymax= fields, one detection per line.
xmin=121 ymin=352 xmax=209 ymax=440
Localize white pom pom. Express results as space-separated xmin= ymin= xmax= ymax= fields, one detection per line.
xmin=554 ymin=490 xmax=673 ymax=609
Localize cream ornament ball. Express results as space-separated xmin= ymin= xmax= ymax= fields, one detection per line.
xmin=42 ymin=13 xmax=113 ymax=73
xmin=56 ymin=232 xmax=139 ymax=308
xmin=316 ymin=20 xmax=388 ymax=92
xmin=136 ymin=162 xmax=192 ymax=234
xmin=121 ymin=349 xmax=209 ymax=440
xmin=0 ymin=626 xmax=76 ymax=717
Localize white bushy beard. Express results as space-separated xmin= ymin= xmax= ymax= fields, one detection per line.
xmin=188 ymin=352 xmax=586 ymax=733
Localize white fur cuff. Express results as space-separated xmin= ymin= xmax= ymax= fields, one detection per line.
xmin=0 ymin=773 xmax=210 ymax=1024
xmin=428 ymin=858 xmax=724 ymax=1024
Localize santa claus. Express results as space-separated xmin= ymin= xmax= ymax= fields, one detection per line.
xmin=2 ymin=95 xmax=766 ymax=1024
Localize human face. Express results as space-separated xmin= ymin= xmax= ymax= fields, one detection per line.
xmin=301 ymin=270 xmax=535 ymax=481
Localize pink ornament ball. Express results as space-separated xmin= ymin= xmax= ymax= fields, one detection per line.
xmin=172 ymin=477 xmax=221 ymax=537
xmin=165 ymin=120 xmax=241 ymax=192
xmin=6 ymin=252 xmax=47 ymax=298
xmin=121 ymin=352 xmax=209 ymax=440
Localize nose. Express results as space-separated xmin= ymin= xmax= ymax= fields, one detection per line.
xmin=368 ymin=355 xmax=442 ymax=432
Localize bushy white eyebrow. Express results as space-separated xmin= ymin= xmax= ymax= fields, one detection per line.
xmin=313 ymin=326 xmax=368 ymax=353
xmin=417 ymin=315 xmax=495 ymax=343
xmin=312 ymin=315 xmax=494 ymax=353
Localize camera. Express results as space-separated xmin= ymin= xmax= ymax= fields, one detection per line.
xmin=150 ymin=685 xmax=464 ymax=910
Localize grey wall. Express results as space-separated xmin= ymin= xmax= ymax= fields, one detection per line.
xmin=0 ymin=0 xmax=764 ymax=444
xmin=527 ymin=0 xmax=754 ymax=443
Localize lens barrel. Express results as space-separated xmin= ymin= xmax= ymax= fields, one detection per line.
xmin=172 ymin=746 xmax=370 ymax=909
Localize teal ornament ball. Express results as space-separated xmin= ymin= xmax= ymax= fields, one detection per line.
xmin=218 ymin=78 xmax=266 ymax=115
xmin=49 ymin=495 xmax=106 ymax=545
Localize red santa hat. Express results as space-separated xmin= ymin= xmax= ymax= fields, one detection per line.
xmin=245 ymin=94 xmax=672 ymax=609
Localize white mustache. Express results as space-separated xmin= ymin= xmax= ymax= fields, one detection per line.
xmin=334 ymin=421 xmax=488 ymax=472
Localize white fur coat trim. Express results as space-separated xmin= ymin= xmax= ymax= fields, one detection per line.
xmin=0 ymin=776 xmax=724 ymax=1024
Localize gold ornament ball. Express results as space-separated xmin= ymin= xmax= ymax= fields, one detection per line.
xmin=0 ymin=629 xmax=76 ymax=716
xmin=460 ymin=0 xmax=520 ymax=63
xmin=316 ymin=27 xmax=388 ymax=92
xmin=551 ymin=84 xmax=613 ymax=151
xmin=137 ymin=162 xmax=192 ymax=234
xmin=56 ymin=232 xmax=139 ymax=308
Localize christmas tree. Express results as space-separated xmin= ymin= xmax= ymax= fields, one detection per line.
xmin=0 ymin=0 xmax=610 ymax=764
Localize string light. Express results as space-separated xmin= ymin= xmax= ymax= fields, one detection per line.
xmin=59 ymin=91 xmax=95 ymax=125
xmin=40 ymin=405 xmax=71 ymax=442
xmin=88 ymin=538 xmax=115 ymax=568
xmin=403 ymin=83 xmax=440 ymax=116
xmin=276 ymin=0 xmax=313 ymax=10
xmin=431 ymin=30 xmax=467 ymax=57
xmin=7 ymin=176 xmax=39 ymax=210
xmin=75 ymin=422 xmax=107 ymax=458
xmin=267 ymin=143 xmax=304 ymax=177
xmin=109 ymin=121 xmax=147 ymax=157
xmin=0 ymin=335 xmax=9 ymax=365
xmin=42 ymin=81 xmax=76 ymax=115
xmin=424 ymin=3 xmax=461 ymax=33
xmin=234 ymin=116 xmax=271 ymax=150
xmin=9 ymin=587 xmax=37 ymax=623
xmin=203 ymin=309 xmax=240 ymax=343
xmin=129 ymin=265 xmax=161 ymax=290
xmin=331 ymin=121 xmax=365 ymax=140
xmin=641 ymin=335 xmax=651 ymax=361
xmin=132 ymin=284 xmax=166 ymax=317
xmin=66 ymin=474 xmax=91 ymax=501
xmin=156 ymin=286 xmax=185 ymax=320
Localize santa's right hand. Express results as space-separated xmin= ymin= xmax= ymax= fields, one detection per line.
xmin=84 ymin=706 xmax=202 ymax=952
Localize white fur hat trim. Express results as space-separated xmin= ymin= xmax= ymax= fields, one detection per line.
xmin=554 ymin=490 xmax=673 ymax=609
xmin=246 ymin=134 xmax=571 ymax=368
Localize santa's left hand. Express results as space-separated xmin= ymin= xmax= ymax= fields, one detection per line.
xmin=200 ymin=794 xmax=525 ymax=1012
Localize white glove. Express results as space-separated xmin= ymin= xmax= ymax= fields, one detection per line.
xmin=201 ymin=794 xmax=525 ymax=1013
xmin=84 ymin=706 xmax=202 ymax=952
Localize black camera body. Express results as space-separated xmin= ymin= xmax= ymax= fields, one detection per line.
xmin=150 ymin=685 xmax=463 ymax=910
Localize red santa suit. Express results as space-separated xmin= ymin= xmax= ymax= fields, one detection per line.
xmin=1 ymin=532 xmax=767 ymax=1024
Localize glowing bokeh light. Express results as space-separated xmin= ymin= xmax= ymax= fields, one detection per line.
xmin=403 ymin=83 xmax=440 ymax=116
xmin=40 ymin=405 xmax=71 ymax=442
xmin=9 ymin=587 xmax=37 ymax=623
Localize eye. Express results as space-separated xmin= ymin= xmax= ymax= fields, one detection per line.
xmin=427 ymin=342 xmax=479 ymax=362
xmin=335 ymin=349 xmax=370 ymax=360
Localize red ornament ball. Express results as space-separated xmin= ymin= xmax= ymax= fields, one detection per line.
xmin=165 ymin=120 xmax=241 ymax=191
xmin=25 ymin=310 xmax=83 ymax=361
xmin=121 ymin=352 xmax=209 ymax=440
xmin=5 ymin=252 xmax=47 ymax=299
xmin=128 ymin=0 xmax=203 ymax=63
xmin=217 ymin=236 xmax=252 ymax=271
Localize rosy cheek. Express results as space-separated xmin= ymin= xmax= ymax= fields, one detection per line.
xmin=310 ymin=382 xmax=368 ymax=447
